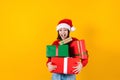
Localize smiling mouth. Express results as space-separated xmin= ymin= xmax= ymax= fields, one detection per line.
xmin=60 ymin=34 xmax=67 ymax=40
xmin=61 ymin=34 xmax=66 ymax=37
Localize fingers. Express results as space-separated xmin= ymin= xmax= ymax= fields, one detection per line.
xmin=77 ymin=62 xmax=81 ymax=64
xmin=72 ymin=62 xmax=83 ymax=74
xmin=73 ymin=68 xmax=79 ymax=74
xmin=50 ymin=65 xmax=57 ymax=70
xmin=73 ymin=67 xmax=82 ymax=74
xmin=77 ymin=62 xmax=83 ymax=67
xmin=72 ymin=66 xmax=77 ymax=68
xmin=48 ymin=63 xmax=57 ymax=72
xmin=52 ymin=65 xmax=57 ymax=69
xmin=49 ymin=66 xmax=57 ymax=71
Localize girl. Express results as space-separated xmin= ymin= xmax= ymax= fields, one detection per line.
xmin=47 ymin=19 xmax=88 ymax=80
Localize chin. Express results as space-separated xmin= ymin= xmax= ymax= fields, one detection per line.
xmin=62 ymin=37 xmax=67 ymax=40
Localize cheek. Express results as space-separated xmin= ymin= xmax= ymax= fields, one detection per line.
xmin=58 ymin=31 xmax=61 ymax=35
xmin=58 ymin=31 xmax=62 ymax=35
xmin=65 ymin=31 xmax=68 ymax=35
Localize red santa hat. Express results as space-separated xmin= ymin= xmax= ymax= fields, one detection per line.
xmin=56 ymin=19 xmax=76 ymax=31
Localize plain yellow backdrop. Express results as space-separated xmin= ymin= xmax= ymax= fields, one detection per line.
xmin=0 ymin=0 xmax=120 ymax=80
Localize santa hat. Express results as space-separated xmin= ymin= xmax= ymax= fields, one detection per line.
xmin=56 ymin=19 xmax=76 ymax=31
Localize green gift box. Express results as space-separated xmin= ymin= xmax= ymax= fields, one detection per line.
xmin=46 ymin=45 xmax=69 ymax=57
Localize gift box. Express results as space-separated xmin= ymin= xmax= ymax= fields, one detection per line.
xmin=51 ymin=57 xmax=80 ymax=74
xmin=70 ymin=40 xmax=88 ymax=59
xmin=46 ymin=45 xmax=69 ymax=57
xmin=59 ymin=37 xmax=72 ymax=45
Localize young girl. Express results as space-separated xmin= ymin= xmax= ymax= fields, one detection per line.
xmin=47 ymin=19 xmax=88 ymax=80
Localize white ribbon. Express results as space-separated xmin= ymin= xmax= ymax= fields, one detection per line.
xmin=63 ymin=58 xmax=68 ymax=74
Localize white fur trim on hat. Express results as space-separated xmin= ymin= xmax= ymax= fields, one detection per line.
xmin=56 ymin=23 xmax=76 ymax=31
xmin=71 ymin=26 xmax=76 ymax=31
xmin=56 ymin=23 xmax=71 ymax=31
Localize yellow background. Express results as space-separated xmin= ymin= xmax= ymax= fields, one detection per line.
xmin=0 ymin=0 xmax=120 ymax=80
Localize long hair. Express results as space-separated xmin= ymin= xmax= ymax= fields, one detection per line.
xmin=57 ymin=30 xmax=70 ymax=40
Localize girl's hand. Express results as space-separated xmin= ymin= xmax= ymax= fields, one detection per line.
xmin=47 ymin=62 xmax=57 ymax=72
xmin=72 ymin=62 xmax=83 ymax=74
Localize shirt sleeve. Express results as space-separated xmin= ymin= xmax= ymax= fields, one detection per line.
xmin=81 ymin=50 xmax=89 ymax=67
xmin=81 ymin=58 xmax=88 ymax=67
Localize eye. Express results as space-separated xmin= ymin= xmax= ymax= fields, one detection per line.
xmin=59 ymin=29 xmax=62 ymax=31
xmin=64 ymin=29 xmax=68 ymax=31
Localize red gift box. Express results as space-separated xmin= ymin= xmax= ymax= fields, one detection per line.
xmin=51 ymin=57 xmax=80 ymax=74
xmin=70 ymin=40 xmax=88 ymax=59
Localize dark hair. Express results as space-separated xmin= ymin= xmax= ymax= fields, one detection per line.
xmin=57 ymin=30 xmax=70 ymax=40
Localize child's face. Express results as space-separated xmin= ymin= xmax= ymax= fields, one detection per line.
xmin=58 ymin=28 xmax=69 ymax=40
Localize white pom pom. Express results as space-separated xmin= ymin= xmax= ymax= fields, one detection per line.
xmin=71 ymin=26 xmax=76 ymax=31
